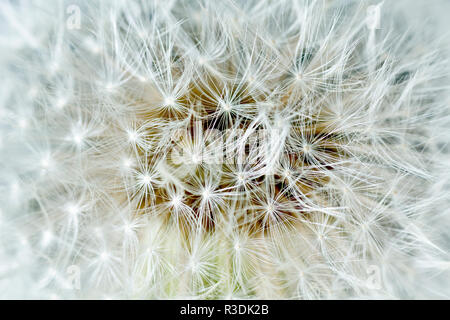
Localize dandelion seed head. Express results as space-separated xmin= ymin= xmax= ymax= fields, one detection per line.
xmin=164 ymin=96 xmax=175 ymax=107
xmin=202 ymin=188 xmax=211 ymax=200
xmin=66 ymin=204 xmax=80 ymax=216
xmin=140 ymin=174 xmax=152 ymax=185
xmin=100 ymin=251 xmax=109 ymax=261
xmin=55 ymin=98 xmax=66 ymax=109
xmin=41 ymin=230 xmax=53 ymax=246
xmin=1 ymin=0 xmax=449 ymax=299
xmin=127 ymin=130 xmax=138 ymax=143
xmin=171 ymin=195 xmax=182 ymax=208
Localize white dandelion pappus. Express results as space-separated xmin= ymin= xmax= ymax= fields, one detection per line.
xmin=0 ymin=0 xmax=449 ymax=299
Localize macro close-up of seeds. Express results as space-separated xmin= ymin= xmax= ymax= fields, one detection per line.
xmin=0 ymin=0 xmax=449 ymax=299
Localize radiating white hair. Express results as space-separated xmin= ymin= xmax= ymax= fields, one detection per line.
xmin=0 ymin=0 xmax=449 ymax=299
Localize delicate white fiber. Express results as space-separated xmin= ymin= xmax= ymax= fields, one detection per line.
xmin=0 ymin=0 xmax=449 ymax=299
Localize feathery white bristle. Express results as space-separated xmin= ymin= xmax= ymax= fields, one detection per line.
xmin=0 ymin=0 xmax=449 ymax=299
